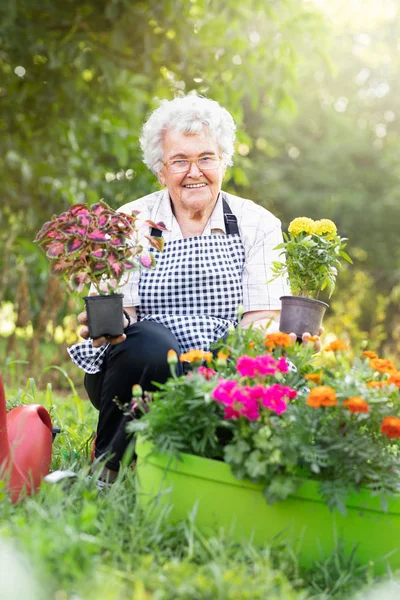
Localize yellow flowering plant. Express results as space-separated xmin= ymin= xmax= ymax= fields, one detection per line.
xmin=271 ymin=217 xmax=352 ymax=298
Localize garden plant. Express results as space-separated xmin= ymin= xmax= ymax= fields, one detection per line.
xmin=133 ymin=326 xmax=400 ymax=513
xmin=34 ymin=201 xmax=165 ymax=294
xmin=270 ymin=217 xmax=351 ymax=300
xmin=34 ymin=201 xmax=165 ymax=337
xmin=269 ymin=217 xmax=352 ymax=337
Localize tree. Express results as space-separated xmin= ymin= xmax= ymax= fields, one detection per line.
xmin=0 ymin=0 xmax=323 ymax=322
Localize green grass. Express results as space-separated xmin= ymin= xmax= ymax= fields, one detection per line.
xmin=1 ymin=335 xmax=86 ymax=394
xmin=0 ymin=370 xmax=392 ymax=599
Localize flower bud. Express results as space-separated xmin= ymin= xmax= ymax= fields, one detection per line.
xmin=216 ymin=350 xmax=229 ymax=367
xmin=167 ymin=349 xmax=178 ymax=365
xmin=132 ymin=384 xmax=143 ymax=398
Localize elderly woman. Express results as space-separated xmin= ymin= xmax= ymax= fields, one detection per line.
xmin=71 ymin=95 xmax=292 ymax=484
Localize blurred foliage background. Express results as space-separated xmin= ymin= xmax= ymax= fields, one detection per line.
xmin=1 ymin=0 xmax=400 ymax=383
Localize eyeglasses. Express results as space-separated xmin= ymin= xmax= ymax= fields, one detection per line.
xmin=163 ymin=155 xmax=222 ymax=173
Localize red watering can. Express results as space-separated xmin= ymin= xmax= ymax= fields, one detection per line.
xmin=0 ymin=374 xmax=53 ymax=502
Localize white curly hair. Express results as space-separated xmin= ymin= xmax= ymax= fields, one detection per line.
xmin=140 ymin=95 xmax=237 ymax=174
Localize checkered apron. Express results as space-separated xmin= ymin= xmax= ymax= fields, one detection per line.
xmin=137 ymin=216 xmax=245 ymax=352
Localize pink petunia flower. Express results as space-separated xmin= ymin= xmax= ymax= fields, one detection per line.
xmin=254 ymin=355 xmax=279 ymax=376
xmin=224 ymin=405 xmax=242 ymax=420
xmin=232 ymin=386 xmax=260 ymax=421
xmin=198 ymin=366 xmax=217 ymax=380
xmin=246 ymin=384 xmax=266 ymax=401
xmin=212 ymin=379 xmax=238 ymax=405
xmin=259 ymin=383 xmax=297 ymax=415
xmin=276 ymin=357 xmax=289 ymax=373
xmin=236 ymin=354 xmax=280 ymax=378
xmin=281 ymin=385 xmax=297 ymax=400
xmin=236 ymin=356 xmax=258 ymax=378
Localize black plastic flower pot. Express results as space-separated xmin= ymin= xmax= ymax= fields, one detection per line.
xmin=84 ymin=294 xmax=124 ymax=339
xmin=279 ymin=296 xmax=328 ymax=340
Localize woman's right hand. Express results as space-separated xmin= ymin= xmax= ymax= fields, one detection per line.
xmin=77 ymin=311 xmax=127 ymax=348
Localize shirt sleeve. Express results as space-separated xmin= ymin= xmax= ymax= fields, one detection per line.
xmin=241 ymin=214 xmax=290 ymax=312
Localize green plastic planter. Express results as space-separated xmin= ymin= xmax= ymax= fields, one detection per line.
xmin=136 ymin=437 xmax=400 ymax=572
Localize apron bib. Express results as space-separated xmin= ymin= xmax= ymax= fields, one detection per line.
xmin=137 ymin=199 xmax=245 ymax=352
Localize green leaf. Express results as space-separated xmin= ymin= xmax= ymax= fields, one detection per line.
xmin=263 ymin=476 xmax=299 ymax=504
xmin=224 ymin=440 xmax=250 ymax=465
xmin=244 ymin=449 xmax=269 ymax=478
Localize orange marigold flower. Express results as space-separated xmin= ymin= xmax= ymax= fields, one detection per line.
xmin=306 ymin=386 xmax=337 ymax=408
xmin=304 ymin=373 xmax=322 ymax=384
xmin=180 ymin=349 xmax=213 ymax=364
xmin=363 ymin=350 xmax=378 ymax=360
xmin=342 ymin=396 xmax=369 ymax=413
xmin=249 ymin=341 xmax=256 ymax=349
xmin=387 ymin=372 xmax=400 ymax=388
xmin=380 ymin=416 xmax=400 ymax=439
xmin=366 ymin=380 xmax=385 ymax=389
xmin=264 ymin=332 xmax=293 ymax=350
xmin=324 ymin=340 xmax=349 ymax=352
xmin=217 ymin=350 xmax=230 ymax=361
xmin=369 ymin=358 xmax=397 ymax=374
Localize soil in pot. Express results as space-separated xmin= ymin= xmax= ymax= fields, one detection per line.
xmin=84 ymin=294 xmax=124 ymax=338
xmin=279 ymin=295 xmax=328 ymax=340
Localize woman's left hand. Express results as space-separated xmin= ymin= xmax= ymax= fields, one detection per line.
xmin=77 ymin=310 xmax=128 ymax=348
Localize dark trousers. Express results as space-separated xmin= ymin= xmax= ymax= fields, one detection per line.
xmin=84 ymin=320 xmax=183 ymax=470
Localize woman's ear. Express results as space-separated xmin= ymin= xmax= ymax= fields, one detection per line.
xmin=158 ymin=169 xmax=166 ymax=186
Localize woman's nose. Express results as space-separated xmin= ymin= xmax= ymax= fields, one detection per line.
xmin=187 ymin=161 xmax=202 ymax=176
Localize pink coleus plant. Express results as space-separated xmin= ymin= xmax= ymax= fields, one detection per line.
xmin=35 ymin=201 xmax=166 ymax=294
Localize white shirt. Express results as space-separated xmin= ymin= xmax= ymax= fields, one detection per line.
xmin=116 ymin=188 xmax=289 ymax=312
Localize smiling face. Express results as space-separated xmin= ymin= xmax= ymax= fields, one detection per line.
xmin=158 ymin=127 xmax=226 ymax=218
